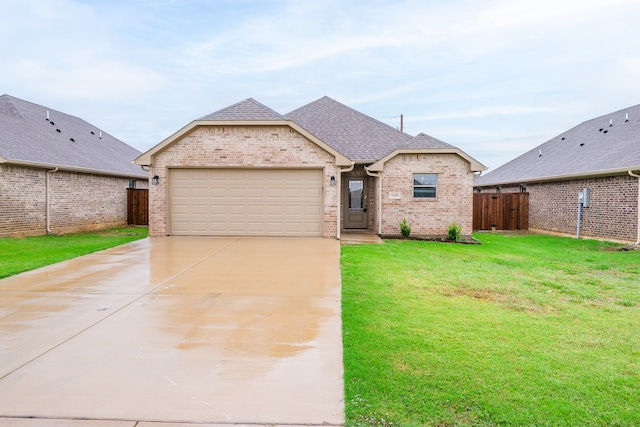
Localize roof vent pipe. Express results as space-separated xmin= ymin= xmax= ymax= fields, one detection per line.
xmin=99 ymin=131 xmax=102 ymax=140
xmin=46 ymin=110 xmax=50 ymax=121
xmin=609 ymin=119 xmax=613 ymax=127
xmin=538 ymin=149 xmax=542 ymax=157
xmin=625 ymin=113 xmax=629 ymax=122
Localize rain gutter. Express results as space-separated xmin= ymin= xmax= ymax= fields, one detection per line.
xmin=629 ymin=170 xmax=640 ymax=245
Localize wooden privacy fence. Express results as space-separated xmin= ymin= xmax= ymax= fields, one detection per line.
xmin=127 ymin=188 xmax=148 ymax=226
xmin=473 ymin=193 xmax=529 ymax=231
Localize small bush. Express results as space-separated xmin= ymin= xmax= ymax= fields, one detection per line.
xmin=400 ymin=219 xmax=411 ymax=237
xmin=448 ymin=222 xmax=462 ymax=241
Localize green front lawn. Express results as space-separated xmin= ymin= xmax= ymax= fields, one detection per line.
xmin=0 ymin=227 xmax=148 ymax=279
xmin=341 ymin=234 xmax=640 ymax=426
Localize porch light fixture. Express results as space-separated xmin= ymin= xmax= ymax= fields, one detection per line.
xmin=330 ymin=175 xmax=336 ymax=186
xmin=152 ymin=175 xmax=159 ymax=185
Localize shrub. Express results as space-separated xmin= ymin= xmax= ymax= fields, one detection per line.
xmin=400 ymin=219 xmax=411 ymax=237
xmin=448 ymin=222 xmax=462 ymax=241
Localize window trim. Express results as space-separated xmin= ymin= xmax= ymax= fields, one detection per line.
xmin=413 ymin=173 xmax=437 ymax=198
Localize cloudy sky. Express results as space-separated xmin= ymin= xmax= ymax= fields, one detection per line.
xmin=2 ymin=0 xmax=639 ymax=171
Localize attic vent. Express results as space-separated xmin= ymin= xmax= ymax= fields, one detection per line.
xmin=50 ymin=121 xmax=55 ymax=126
xmin=90 ymin=131 xmax=95 ymax=135
xmin=580 ymin=143 xmax=585 ymax=147
xmin=599 ymin=128 xmax=603 ymax=132
xmin=603 ymin=129 xmax=608 ymax=134
xmin=70 ymin=138 xmax=75 ymax=142
xmin=561 ymin=137 xmax=565 ymax=140
xmin=56 ymin=129 xmax=61 ymax=133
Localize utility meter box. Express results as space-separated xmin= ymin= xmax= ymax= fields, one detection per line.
xmin=578 ymin=188 xmax=590 ymax=207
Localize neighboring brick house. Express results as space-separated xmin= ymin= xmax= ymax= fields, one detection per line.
xmin=135 ymin=97 xmax=485 ymax=239
xmin=0 ymin=94 xmax=148 ymax=237
xmin=474 ymin=104 xmax=640 ymax=244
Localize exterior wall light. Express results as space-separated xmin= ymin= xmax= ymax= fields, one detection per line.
xmin=152 ymin=175 xmax=159 ymax=185
xmin=330 ymin=175 xmax=336 ymax=186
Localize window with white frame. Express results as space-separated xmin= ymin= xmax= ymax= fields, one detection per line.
xmin=413 ymin=173 xmax=437 ymax=198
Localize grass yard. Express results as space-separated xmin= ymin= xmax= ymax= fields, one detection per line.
xmin=0 ymin=227 xmax=148 ymax=279
xmin=341 ymin=234 xmax=640 ymax=427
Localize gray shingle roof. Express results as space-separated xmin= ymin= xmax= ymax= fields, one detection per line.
xmin=199 ymin=98 xmax=285 ymax=121
xmin=475 ymin=104 xmax=640 ymax=186
xmin=410 ymin=132 xmax=456 ymax=149
xmin=284 ymin=96 xmax=415 ymax=161
xmin=0 ymin=94 xmax=145 ymax=178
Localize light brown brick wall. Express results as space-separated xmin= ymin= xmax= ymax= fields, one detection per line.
xmin=476 ymin=175 xmax=639 ymax=242
xmin=529 ymin=176 xmax=637 ymax=242
xmin=0 ymin=164 xmax=46 ymax=236
xmin=0 ymin=164 xmax=132 ymax=237
xmin=380 ymin=153 xmax=474 ymax=237
xmin=149 ymin=125 xmax=339 ymax=237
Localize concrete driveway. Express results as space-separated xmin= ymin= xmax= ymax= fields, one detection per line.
xmin=0 ymin=237 xmax=344 ymax=426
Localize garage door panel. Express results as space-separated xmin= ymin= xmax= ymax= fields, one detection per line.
xmin=170 ymin=169 xmax=322 ymax=236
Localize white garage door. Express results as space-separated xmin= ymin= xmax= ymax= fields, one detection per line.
xmin=170 ymin=169 xmax=323 ymax=236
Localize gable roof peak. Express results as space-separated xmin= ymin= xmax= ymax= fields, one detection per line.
xmin=198 ymin=97 xmax=285 ymax=121
xmin=410 ymin=132 xmax=456 ymax=149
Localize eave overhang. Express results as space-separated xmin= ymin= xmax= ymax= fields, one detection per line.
xmin=474 ymin=166 xmax=640 ymax=187
xmin=0 ymin=156 xmax=147 ymax=179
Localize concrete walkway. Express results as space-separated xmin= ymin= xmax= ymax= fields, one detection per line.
xmin=0 ymin=237 xmax=344 ymax=426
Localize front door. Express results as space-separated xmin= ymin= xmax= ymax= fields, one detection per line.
xmin=344 ymin=178 xmax=368 ymax=229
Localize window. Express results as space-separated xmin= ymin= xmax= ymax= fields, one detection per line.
xmin=413 ymin=173 xmax=437 ymax=198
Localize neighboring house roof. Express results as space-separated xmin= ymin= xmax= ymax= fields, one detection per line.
xmin=475 ymin=104 xmax=640 ymax=186
xmin=284 ymin=96 xmax=415 ymax=162
xmin=198 ymin=98 xmax=285 ymax=121
xmin=0 ymin=94 xmax=145 ymax=178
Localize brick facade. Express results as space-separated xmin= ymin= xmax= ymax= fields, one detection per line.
xmin=0 ymin=164 xmax=140 ymax=237
xmin=477 ymin=175 xmax=639 ymax=242
xmin=149 ymin=125 xmax=339 ymax=237
xmin=379 ymin=153 xmax=474 ymax=237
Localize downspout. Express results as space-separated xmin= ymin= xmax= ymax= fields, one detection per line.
xmin=365 ymin=167 xmax=382 ymax=236
xmin=46 ymin=167 xmax=59 ymax=234
xmin=629 ymin=170 xmax=640 ymax=245
xmin=337 ymin=162 xmax=355 ymax=240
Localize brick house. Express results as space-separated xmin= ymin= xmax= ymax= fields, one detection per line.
xmin=135 ymin=97 xmax=485 ymax=239
xmin=0 ymin=95 xmax=148 ymax=237
xmin=474 ymin=104 xmax=640 ymax=244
